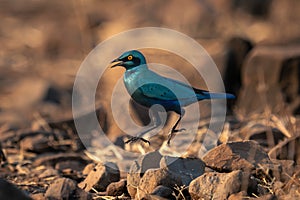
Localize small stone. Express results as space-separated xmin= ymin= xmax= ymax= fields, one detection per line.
xmin=137 ymin=168 xmax=182 ymax=199
xmin=82 ymin=163 xmax=96 ymax=176
xmin=38 ymin=168 xmax=60 ymax=178
xmin=203 ymin=141 xmax=271 ymax=172
xmin=78 ymin=162 xmax=120 ymax=192
xmin=73 ymin=188 xmax=92 ymax=200
xmin=127 ymin=151 xmax=162 ymax=198
xmin=189 ymin=170 xmax=242 ymax=200
xmin=151 ymin=185 xmax=174 ymax=199
xmin=160 ymin=156 xmax=205 ymax=185
xmin=106 ymin=179 xmax=127 ymax=196
xmin=45 ymin=178 xmax=77 ymax=199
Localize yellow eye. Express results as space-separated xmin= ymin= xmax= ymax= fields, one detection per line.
xmin=128 ymin=55 xmax=133 ymax=60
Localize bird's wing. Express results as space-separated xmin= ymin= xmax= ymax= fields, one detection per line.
xmin=137 ymin=71 xmax=199 ymax=101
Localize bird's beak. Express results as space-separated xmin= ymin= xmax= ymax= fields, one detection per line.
xmin=110 ymin=58 xmax=124 ymax=68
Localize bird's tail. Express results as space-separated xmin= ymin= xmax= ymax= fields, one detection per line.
xmin=198 ymin=91 xmax=235 ymax=100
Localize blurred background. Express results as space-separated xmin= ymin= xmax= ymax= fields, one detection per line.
xmin=1 ymin=1 xmax=300 ymax=199
xmin=0 ymin=0 xmax=299 ymax=141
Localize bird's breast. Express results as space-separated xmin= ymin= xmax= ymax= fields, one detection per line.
xmin=123 ymin=69 xmax=142 ymax=95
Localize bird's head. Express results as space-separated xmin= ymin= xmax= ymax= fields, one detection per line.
xmin=110 ymin=50 xmax=146 ymax=70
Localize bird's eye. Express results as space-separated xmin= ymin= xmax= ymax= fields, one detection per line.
xmin=127 ymin=55 xmax=133 ymax=60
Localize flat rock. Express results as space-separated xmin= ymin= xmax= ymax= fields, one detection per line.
xmin=189 ymin=170 xmax=242 ymax=200
xmin=160 ymin=156 xmax=205 ymax=185
xmin=127 ymin=151 xmax=162 ymax=198
xmin=78 ymin=162 xmax=120 ymax=192
xmin=203 ymin=141 xmax=271 ymax=172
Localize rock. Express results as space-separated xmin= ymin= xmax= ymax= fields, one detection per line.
xmin=106 ymin=179 xmax=127 ymax=196
xmin=45 ymin=178 xmax=77 ymax=199
xmin=45 ymin=177 xmax=91 ymax=200
xmin=31 ymin=193 xmax=46 ymax=200
xmin=237 ymin=45 xmax=300 ymax=117
xmin=38 ymin=168 xmax=60 ymax=178
xmin=160 ymin=156 xmax=205 ymax=185
xmin=127 ymin=151 xmax=162 ymax=198
xmin=127 ymin=152 xmax=205 ymax=199
xmin=203 ymin=141 xmax=271 ymax=172
xmin=151 ymin=185 xmax=174 ymax=199
xmin=82 ymin=163 xmax=96 ymax=175
xmin=189 ymin=170 xmax=242 ymax=200
xmin=78 ymin=162 xmax=120 ymax=192
xmin=0 ymin=178 xmax=31 ymax=200
xmin=137 ymin=168 xmax=182 ymax=200
xmin=73 ymin=188 xmax=92 ymax=200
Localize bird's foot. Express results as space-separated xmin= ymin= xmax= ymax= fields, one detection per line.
xmin=167 ymin=128 xmax=186 ymax=145
xmin=125 ymin=136 xmax=150 ymax=145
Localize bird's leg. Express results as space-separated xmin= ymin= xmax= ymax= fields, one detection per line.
xmin=125 ymin=109 xmax=162 ymax=145
xmin=167 ymin=109 xmax=185 ymax=145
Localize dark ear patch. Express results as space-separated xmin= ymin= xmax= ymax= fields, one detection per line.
xmin=133 ymin=57 xmax=141 ymax=66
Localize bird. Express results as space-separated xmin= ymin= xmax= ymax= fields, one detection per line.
xmin=110 ymin=50 xmax=235 ymax=145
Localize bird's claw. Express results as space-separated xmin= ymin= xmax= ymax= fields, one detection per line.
xmin=167 ymin=128 xmax=186 ymax=145
xmin=171 ymin=128 xmax=186 ymax=133
xmin=125 ymin=136 xmax=150 ymax=145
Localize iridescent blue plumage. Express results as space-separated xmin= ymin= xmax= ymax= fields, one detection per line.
xmin=111 ymin=50 xmax=235 ymax=145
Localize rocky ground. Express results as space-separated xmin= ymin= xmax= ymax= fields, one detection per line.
xmin=0 ymin=0 xmax=300 ymax=199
